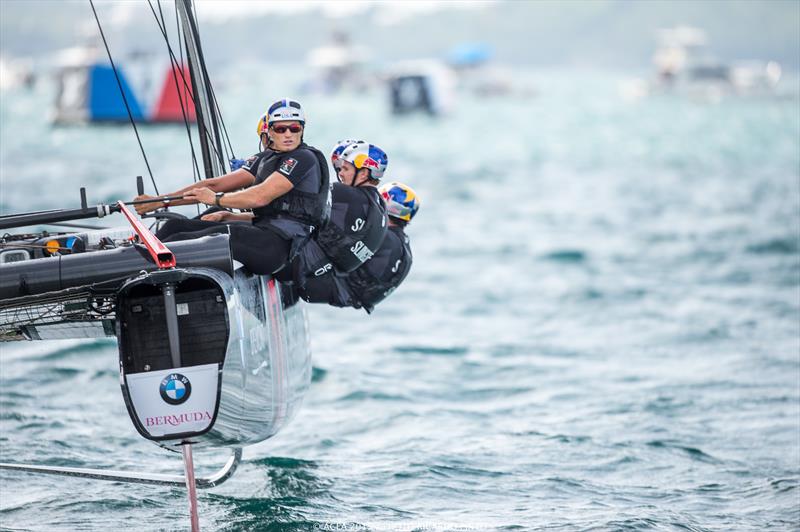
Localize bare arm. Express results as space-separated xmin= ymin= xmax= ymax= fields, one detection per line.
xmin=184 ymin=171 xmax=294 ymax=210
xmin=134 ymin=169 xmax=256 ymax=214
xmin=200 ymin=211 xmax=254 ymax=222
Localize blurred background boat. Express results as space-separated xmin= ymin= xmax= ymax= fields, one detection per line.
xmin=622 ymin=25 xmax=784 ymax=102
xmin=299 ymin=31 xmax=374 ymax=95
xmin=51 ymin=42 xmax=196 ymax=125
xmin=446 ymin=41 xmax=536 ymax=99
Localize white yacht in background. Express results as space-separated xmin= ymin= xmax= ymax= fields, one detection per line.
xmin=621 ymin=26 xmax=782 ymax=102
xmin=0 ymin=55 xmax=36 ymax=91
xmin=299 ymin=32 xmax=374 ymax=94
xmin=445 ymin=42 xmax=536 ymax=99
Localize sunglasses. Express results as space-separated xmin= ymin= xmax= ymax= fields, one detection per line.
xmin=270 ymin=124 xmax=303 ymax=134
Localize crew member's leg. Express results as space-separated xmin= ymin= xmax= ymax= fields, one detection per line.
xmin=157 ymin=219 xmax=224 ymax=240
xmin=292 ymin=241 xmax=355 ymax=307
xmin=226 ymin=224 xmax=290 ymax=275
xmin=160 ymin=222 xmax=291 ymax=275
xmin=192 ymin=207 xmax=224 ymax=220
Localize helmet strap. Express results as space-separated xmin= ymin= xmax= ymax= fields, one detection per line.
xmin=354 ymin=169 xmax=372 ymax=187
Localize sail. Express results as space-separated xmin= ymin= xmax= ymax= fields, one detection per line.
xmin=88 ymin=64 xmax=145 ymax=121
xmin=151 ymin=64 xmax=196 ymax=123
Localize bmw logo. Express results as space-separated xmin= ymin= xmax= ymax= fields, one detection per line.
xmin=159 ymin=373 xmax=192 ymax=405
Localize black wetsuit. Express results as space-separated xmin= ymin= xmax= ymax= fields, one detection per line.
xmin=347 ymin=225 xmax=412 ymax=313
xmin=156 ymin=143 xmax=329 ymax=277
xmin=293 ymin=183 xmax=387 ymax=307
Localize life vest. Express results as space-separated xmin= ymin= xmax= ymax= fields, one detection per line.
xmin=315 ymin=185 xmax=387 ymax=273
xmin=251 ymin=143 xmax=330 ymax=230
xmin=292 ymin=239 xmax=357 ymax=308
xmin=347 ymin=226 xmax=412 ymax=313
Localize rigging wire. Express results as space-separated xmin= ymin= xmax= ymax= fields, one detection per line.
xmin=88 ymin=0 xmax=159 ymax=195
xmin=166 ymin=0 xmax=202 ymax=217
xmin=148 ymin=0 xmax=201 ymax=184
xmin=208 ymin=75 xmax=236 ymax=160
xmin=188 ymin=1 xmax=236 ymax=162
xmin=171 ymin=0 xmax=201 ymax=185
xmin=144 ymin=0 xmax=229 ymax=176
xmin=184 ymin=2 xmax=228 ymax=173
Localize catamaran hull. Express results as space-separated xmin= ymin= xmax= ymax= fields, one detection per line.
xmin=117 ymin=266 xmax=311 ymax=450
xmin=1 ymin=232 xmax=311 ymax=449
xmin=0 ymin=234 xmax=233 ymax=300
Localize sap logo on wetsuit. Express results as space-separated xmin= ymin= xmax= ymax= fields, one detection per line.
xmin=315 ymin=262 xmax=333 ymax=277
xmin=351 ymin=241 xmax=374 ymax=262
xmin=351 ymin=218 xmax=364 ymax=232
xmin=279 ymin=158 xmax=297 ymax=175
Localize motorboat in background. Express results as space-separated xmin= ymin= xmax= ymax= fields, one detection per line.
xmin=621 ymin=26 xmax=782 ymax=102
xmin=386 ymin=59 xmax=456 ymax=116
xmin=385 ymin=43 xmax=536 ymax=117
xmin=0 ymin=55 xmax=36 ymax=92
xmin=298 ymin=32 xmax=375 ymax=95
xmin=445 ymin=42 xmax=535 ymax=99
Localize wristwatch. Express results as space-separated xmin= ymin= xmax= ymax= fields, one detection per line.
xmin=214 ymin=192 xmax=225 ymax=207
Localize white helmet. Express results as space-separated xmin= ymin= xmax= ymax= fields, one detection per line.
xmin=266 ymin=98 xmax=305 ymax=125
xmin=330 ymin=139 xmax=364 ymax=169
xmin=340 ymin=142 xmax=388 ymax=180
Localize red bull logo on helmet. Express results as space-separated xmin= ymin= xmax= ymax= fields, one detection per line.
xmin=354 ymin=153 xmax=379 ymax=170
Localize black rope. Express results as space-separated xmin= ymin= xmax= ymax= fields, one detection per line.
xmin=185 ymin=4 xmax=227 ymax=173
xmin=88 ymin=0 xmax=159 ymax=195
xmin=170 ymin=1 xmax=200 ymax=217
xmin=149 ymin=0 xmax=201 ymax=184
xmin=189 ymin=2 xmax=236 ymax=165
xmin=144 ymin=0 xmax=227 ymax=174
xmin=208 ymin=72 xmax=236 ymax=160
xmin=172 ymin=0 xmax=201 ymax=184
xmin=170 ymin=0 xmax=200 ymax=215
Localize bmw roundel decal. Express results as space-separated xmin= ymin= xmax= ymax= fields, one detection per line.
xmin=159 ymin=373 xmax=192 ymax=405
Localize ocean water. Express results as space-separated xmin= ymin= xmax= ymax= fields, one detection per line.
xmin=0 ymin=67 xmax=799 ymax=531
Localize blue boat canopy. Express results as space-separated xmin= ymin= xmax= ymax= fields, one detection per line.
xmin=447 ymin=42 xmax=493 ymax=67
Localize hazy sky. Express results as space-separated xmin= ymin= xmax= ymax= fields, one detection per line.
xmin=192 ymin=0 xmax=493 ymax=22
xmin=1 ymin=0 xmax=798 ymax=72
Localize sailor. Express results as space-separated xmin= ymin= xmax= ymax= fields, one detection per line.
xmin=346 ymin=181 xmax=419 ymax=313
xmin=292 ymin=141 xmax=389 ymax=307
xmin=133 ymin=98 xmax=330 ymax=278
xmin=330 ymin=138 xmax=363 ymax=172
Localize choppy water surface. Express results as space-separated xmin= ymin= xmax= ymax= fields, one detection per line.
xmin=1 ymin=69 xmax=799 ymax=531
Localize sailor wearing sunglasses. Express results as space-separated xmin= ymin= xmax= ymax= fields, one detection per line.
xmin=134 ymin=98 xmax=329 ymax=278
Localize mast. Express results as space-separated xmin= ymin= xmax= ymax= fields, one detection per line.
xmin=169 ymin=4 xmax=229 ymax=530
xmin=175 ymin=0 xmax=225 ymax=179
